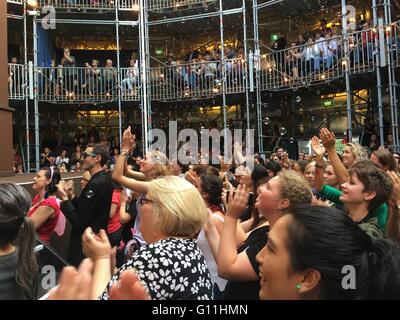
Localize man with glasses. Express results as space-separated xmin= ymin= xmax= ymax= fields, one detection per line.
xmin=57 ymin=144 xmax=113 ymax=267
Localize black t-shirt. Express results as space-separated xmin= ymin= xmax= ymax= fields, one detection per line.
xmin=223 ymin=225 xmax=269 ymax=300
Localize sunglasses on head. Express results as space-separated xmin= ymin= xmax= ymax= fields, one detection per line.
xmin=83 ymin=151 xmax=97 ymax=158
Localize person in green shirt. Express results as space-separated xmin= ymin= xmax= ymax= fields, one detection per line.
xmin=311 ymin=136 xmax=393 ymax=238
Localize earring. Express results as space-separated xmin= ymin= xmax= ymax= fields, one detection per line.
xmin=296 ymin=284 xmax=302 ymax=291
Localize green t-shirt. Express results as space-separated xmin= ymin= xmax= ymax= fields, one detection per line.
xmin=320 ymin=185 xmax=388 ymax=232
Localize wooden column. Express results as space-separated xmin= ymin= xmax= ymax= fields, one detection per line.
xmin=0 ymin=0 xmax=14 ymax=177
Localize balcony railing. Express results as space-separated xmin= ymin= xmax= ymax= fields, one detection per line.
xmin=8 ymin=64 xmax=25 ymax=100
xmin=36 ymin=66 xmax=140 ymax=102
xmin=7 ymin=23 xmax=400 ymax=102
xmin=147 ymin=0 xmax=217 ymax=11
xmin=149 ymin=58 xmax=246 ymax=101
xmin=260 ymin=36 xmax=345 ymax=91
xmin=38 ymin=0 xmax=139 ymax=10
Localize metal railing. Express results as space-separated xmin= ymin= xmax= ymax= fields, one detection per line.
xmin=148 ymin=0 xmax=217 ymax=11
xmin=149 ymin=58 xmax=245 ymax=101
xmin=347 ymin=27 xmax=376 ymax=75
xmin=36 ymin=66 xmax=140 ymax=102
xmin=38 ymin=0 xmax=139 ymax=10
xmin=259 ymin=36 xmax=344 ymax=90
xmin=8 ymin=64 xmax=25 ymax=100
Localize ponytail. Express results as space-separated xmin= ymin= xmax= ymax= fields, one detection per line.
xmin=367 ymin=238 xmax=400 ymax=300
xmin=15 ymin=216 xmax=38 ymax=300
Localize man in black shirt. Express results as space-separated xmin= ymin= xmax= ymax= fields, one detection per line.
xmin=57 ymin=143 xmax=113 ymax=267
xmin=273 ymin=31 xmax=287 ymax=72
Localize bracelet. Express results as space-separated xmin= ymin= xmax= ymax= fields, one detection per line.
xmin=315 ymin=163 xmax=324 ymax=169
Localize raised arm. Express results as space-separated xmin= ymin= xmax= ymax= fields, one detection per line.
xmin=320 ymin=128 xmax=349 ymax=184
xmin=217 ymin=185 xmax=258 ymax=281
xmin=112 ymin=127 xmax=149 ymax=194
xmin=311 ymin=136 xmax=326 ymax=192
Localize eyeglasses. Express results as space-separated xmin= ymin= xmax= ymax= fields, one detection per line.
xmin=138 ymin=195 xmax=154 ymax=206
xmin=83 ymin=151 xmax=97 ymax=159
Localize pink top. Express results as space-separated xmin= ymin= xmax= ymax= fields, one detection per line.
xmin=28 ymin=196 xmax=60 ymax=243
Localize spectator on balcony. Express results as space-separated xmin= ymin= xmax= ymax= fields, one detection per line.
xmin=61 ymin=48 xmax=77 ymax=96
xmin=204 ymin=54 xmax=217 ymax=90
xmin=186 ymin=46 xmax=200 ymax=62
xmin=83 ymin=59 xmax=101 ymax=96
xmin=297 ymin=34 xmax=306 ymax=46
xmin=302 ymin=38 xmax=319 ymax=76
xmin=8 ymin=56 xmax=22 ymax=97
xmin=326 ymin=33 xmax=338 ymax=70
xmin=273 ymin=31 xmax=287 ymax=72
xmin=55 ymin=149 xmax=70 ymax=168
xmin=314 ymin=32 xmax=326 ymax=73
xmin=121 ymin=59 xmax=138 ymax=96
xmin=361 ymin=20 xmax=374 ymax=62
xmin=199 ymin=45 xmax=210 ymax=57
xmin=286 ymin=42 xmax=302 ymax=79
xmin=103 ymin=59 xmax=117 ymax=95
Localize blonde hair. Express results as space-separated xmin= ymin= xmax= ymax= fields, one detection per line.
xmin=148 ymin=176 xmax=208 ymax=237
xmin=346 ymin=143 xmax=368 ymax=163
xmin=146 ymin=150 xmax=171 ymax=179
xmin=278 ymin=170 xmax=312 ymax=209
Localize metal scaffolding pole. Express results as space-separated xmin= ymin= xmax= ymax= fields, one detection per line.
xmin=33 ymin=15 xmax=40 ymax=172
xmin=242 ymin=0 xmax=250 ymax=133
xmin=342 ymin=0 xmax=353 ymax=142
xmin=219 ymin=0 xmax=228 ymax=153
xmin=253 ymin=0 xmax=263 ymax=153
xmin=115 ymin=1 xmax=123 ymax=147
xmin=384 ymin=0 xmax=399 ymax=152
xmin=372 ymin=0 xmax=385 ymax=147
xmin=23 ymin=0 xmax=30 ymax=172
xmin=145 ymin=0 xmax=151 ymax=145
xmin=139 ymin=0 xmax=149 ymax=154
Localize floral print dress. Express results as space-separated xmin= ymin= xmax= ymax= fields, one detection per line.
xmin=100 ymin=238 xmax=213 ymax=300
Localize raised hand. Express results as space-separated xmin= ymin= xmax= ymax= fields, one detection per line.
xmin=319 ymin=128 xmax=336 ymax=151
xmin=122 ymin=126 xmax=133 ymax=152
xmin=311 ymin=136 xmax=326 ymax=158
xmin=56 ymin=180 xmax=68 ymax=201
xmin=224 ymin=184 xmax=249 ymax=219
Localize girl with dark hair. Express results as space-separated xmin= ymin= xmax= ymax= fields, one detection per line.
xmin=256 ymin=205 xmax=400 ymax=300
xmin=28 ymin=166 xmax=62 ymax=243
xmin=196 ymin=174 xmax=226 ymax=298
xmin=0 ymin=183 xmax=38 ymax=300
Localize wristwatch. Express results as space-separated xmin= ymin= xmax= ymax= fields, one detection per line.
xmin=120 ymin=150 xmax=129 ymax=157
xmin=315 ymin=163 xmax=324 ymax=169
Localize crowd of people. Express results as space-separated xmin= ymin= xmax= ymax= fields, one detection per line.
xmin=1 ymin=125 xmax=400 ymax=300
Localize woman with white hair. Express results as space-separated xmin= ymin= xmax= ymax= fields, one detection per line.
xmin=73 ymin=176 xmax=213 ymax=300
xmin=112 ymin=127 xmax=170 ymax=251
